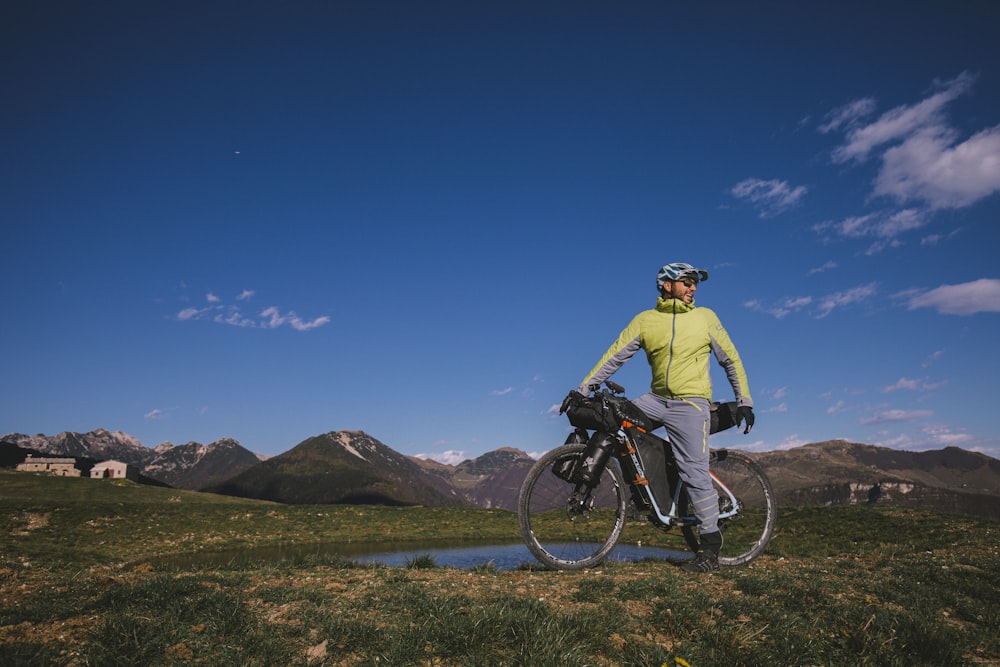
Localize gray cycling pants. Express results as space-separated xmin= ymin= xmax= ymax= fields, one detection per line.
xmin=632 ymin=393 xmax=718 ymax=533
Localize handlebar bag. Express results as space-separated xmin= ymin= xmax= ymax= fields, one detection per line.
xmin=564 ymin=392 xmax=620 ymax=431
xmin=564 ymin=391 xmax=656 ymax=433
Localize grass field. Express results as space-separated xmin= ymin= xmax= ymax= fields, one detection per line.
xmin=2 ymin=469 xmax=998 ymax=666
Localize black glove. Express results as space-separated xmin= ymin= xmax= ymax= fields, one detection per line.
xmin=560 ymin=390 xmax=584 ymax=415
xmin=737 ymin=406 xmax=755 ymax=434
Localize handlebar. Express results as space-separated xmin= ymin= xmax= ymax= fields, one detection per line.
xmin=587 ymin=380 xmax=625 ymax=395
xmin=561 ymin=380 xmax=628 ymax=415
xmin=605 ymin=380 xmax=625 ymax=394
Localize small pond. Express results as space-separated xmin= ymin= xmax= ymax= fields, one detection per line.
xmin=151 ymin=539 xmax=691 ymax=571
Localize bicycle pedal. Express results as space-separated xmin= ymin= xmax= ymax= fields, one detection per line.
xmin=645 ymin=515 xmax=673 ymax=533
xmin=625 ymin=507 xmax=646 ymax=521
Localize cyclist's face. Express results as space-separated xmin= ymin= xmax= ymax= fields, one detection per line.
xmin=668 ymin=278 xmax=698 ymax=303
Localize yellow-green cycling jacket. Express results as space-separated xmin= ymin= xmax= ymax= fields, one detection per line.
xmin=579 ymin=297 xmax=753 ymax=407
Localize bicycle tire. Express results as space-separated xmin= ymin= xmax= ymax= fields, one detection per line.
xmin=517 ymin=442 xmax=628 ymax=570
xmin=710 ymin=450 xmax=777 ymax=566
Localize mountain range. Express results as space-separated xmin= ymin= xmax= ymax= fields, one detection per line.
xmin=3 ymin=429 xmax=999 ymax=519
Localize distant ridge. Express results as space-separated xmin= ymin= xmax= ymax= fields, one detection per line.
xmin=4 ymin=430 xmax=999 ymax=519
xmin=208 ymin=431 xmax=466 ymax=506
xmin=0 ymin=430 xmax=259 ymax=490
xmin=753 ymin=440 xmax=1000 ymax=519
xmin=412 ymin=447 xmax=536 ymax=509
xmin=145 ymin=438 xmax=263 ymax=490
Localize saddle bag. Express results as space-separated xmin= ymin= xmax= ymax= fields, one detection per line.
xmin=710 ymin=401 xmax=739 ymax=434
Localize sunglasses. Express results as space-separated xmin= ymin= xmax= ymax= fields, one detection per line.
xmin=675 ymin=277 xmax=700 ymax=287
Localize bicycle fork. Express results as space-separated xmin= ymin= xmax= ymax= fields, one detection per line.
xmin=563 ymin=430 xmax=618 ymax=519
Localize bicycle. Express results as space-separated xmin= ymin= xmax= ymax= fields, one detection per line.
xmin=517 ymin=381 xmax=776 ymax=570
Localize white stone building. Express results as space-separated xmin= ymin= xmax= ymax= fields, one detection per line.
xmin=89 ymin=460 xmax=138 ymax=482
xmin=16 ymin=455 xmax=82 ymax=477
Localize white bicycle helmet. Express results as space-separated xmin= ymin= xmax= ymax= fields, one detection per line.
xmin=656 ymin=262 xmax=709 ymax=290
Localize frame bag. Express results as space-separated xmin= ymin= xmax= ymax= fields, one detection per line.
xmin=633 ymin=430 xmax=676 ymax=509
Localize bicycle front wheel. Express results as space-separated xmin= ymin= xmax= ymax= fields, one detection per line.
xmin=710 ymin=450 xmax=777 ymax=566
xmin=517 ymin=443 xmax=628 ymax=570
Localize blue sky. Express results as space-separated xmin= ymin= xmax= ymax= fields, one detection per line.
xmin=3 ymin=1 xmax=999 ymax=463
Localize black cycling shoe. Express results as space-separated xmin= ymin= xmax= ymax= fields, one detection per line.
xmin=680 ymin=550 xmax=720 ymax=573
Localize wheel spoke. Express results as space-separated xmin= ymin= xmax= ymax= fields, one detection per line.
xmin=710 ymin=451 xmax=776 ymax=566
xmin=518 ymin=443 xmax=627 ymax=569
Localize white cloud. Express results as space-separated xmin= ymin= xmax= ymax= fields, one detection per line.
xmin=819 ymin=97 xmax=877 ymax=134
xmin=831 ymin=72 xmax=975 ymax=164
xmin=291 ymin=316 xmax=331 ymax=331
xmin=921 ymin=423 xmax=974 ymax=446
xmin=744 ymin=295 xmax=812 ymax=319
xmin=177 ymin=307 xmax=206 ymax=321
xmin=883 ymin=378 xmax=921 ymax=392
xmin=922 ymin=350 xmax=944 ymax=367
xmin=260 ymin=306 xmax=331 ymax=331
xmin=807 ymin=260 xmax=837 ymax=275
xmin=905 ymin=278 xmax=1000 ymax=315
xmin=877 ymin=208 xmax=928 ymax=237
xmin=782 ymin=296 xmax=813 ymax=311
xmin=920 ymin=228 xmax=961 ymax=246
xmin=730 ymin=177 xmax=808 ymax=218
xmin=861 ymin=409 xmax=933 ymax=425
xmin=415 ymin=450 xmax=467 ymax=465
xmin=747 ymin=284 xmax=876 ymax=320
xmin=824 ymin=72 xmax=1000 ymax=210
xmin=933 ymin=432 xmax=975 ymax=446
xmin=175 ymin=290 xmax=330 ymax=331
xmin=815 ymin=283 xmax=877 ymax=318
xmin=144 ymin=408 xmax=166 ymax=421
xmin=882 ymin=377 xmax=946 ymax=393
xmin=214 ymin=309 xmax=255 ymax=328
xmin=875 ymin=124 xmax=1000 ymax=209
xmin=490 ymin=387 xmax=513 ymax=396
xmin=773 ymin=434 xmax=810 ymax=451
xmin=259 ymin=307 xmax=286 ymax=328
xmin=876 ymin=423 xmax=984 ymax=452
xmin=830 ymin=213 xmax=878 ymax=238
xmin=873 ymin=433 xmax=914 ymax=449
xmin=814 ymin=209 xmax=928 ymax=252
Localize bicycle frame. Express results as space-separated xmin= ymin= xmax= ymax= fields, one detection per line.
xmin=611 ymin=426 xmax=741 ymax=528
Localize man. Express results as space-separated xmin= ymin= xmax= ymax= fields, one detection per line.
xmin=577 ymin=262 xmax=755 ymax=572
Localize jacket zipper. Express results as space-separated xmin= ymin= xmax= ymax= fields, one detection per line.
xmin=663 ymin=309 xmax=676 ymax=395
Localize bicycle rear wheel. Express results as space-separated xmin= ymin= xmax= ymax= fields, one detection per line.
xmin=517 ymin=443 xmax=628 ymax=570
xmin=710 ymin=450 xmax=777 ymax=566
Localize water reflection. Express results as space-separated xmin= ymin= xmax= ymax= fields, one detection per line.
xmin=153 ymin=539 xmax=691 ymax=571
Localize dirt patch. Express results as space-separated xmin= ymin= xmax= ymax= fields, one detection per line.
xmin=10 ymin=512 xmax=49 ymax=536
xmin=0 ymin=615 xmax=96 ymax=647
